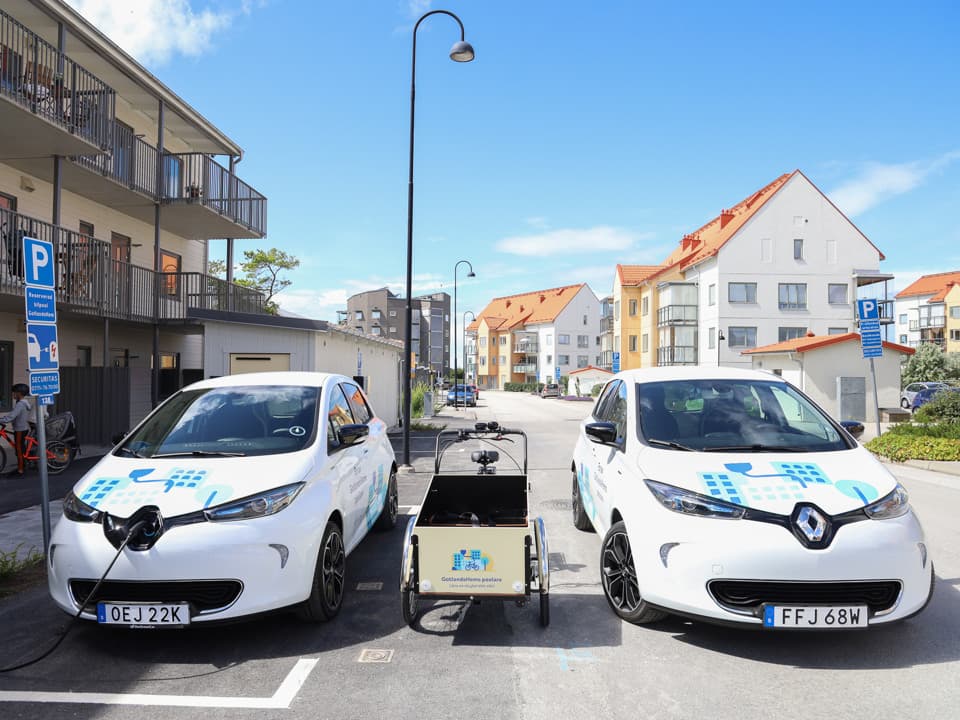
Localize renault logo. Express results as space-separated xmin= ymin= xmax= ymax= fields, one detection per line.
xmin=795 ymin=505 xmax=827 ymax=542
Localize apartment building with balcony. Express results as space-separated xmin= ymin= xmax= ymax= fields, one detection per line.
xmin=343 ymin=288 xmax=450 ymax=379
xmin=893 ymin=271 xmax=960 ymax=351
xmin=467 ymin=284 xmax=600 ymax=390
xmin=598 ymin=294 xmax=614 ymax=370
xmin=0 ymin=0 xmax=269 ymax=439
xmin=606 ymin=170 xmax=892 ymax=370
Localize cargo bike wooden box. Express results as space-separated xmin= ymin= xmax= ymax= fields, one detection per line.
xmin=400 ymin=422 xmax=550 ymax=627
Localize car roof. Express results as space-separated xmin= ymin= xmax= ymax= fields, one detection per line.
xmin=612 ymin=366 xmax=790 ymax=385
xmin=182 ymin=371 xmax=343 ymax=391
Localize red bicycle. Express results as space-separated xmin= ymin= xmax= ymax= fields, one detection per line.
xmin=0 ymin=423 xmax=72 ymax=475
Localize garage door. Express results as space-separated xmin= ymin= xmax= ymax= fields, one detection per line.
xmin=229 ymin=353 xmax=291 ymax=374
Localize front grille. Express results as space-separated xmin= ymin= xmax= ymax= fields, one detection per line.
xmin=70 ymin=579 xmax=243 ymax=612
xmin=708 ymin=580 xmax=901 ymax=615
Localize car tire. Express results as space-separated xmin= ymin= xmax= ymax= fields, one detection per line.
xmin=600 ymin=521 xmax=667 ymax=625
xmin=374 ymin=467 xmax=399 ymax=532
xmin=401 ymin=587 xmax=420 ymax=628
xmin=571 ymin=470 xmax=593 ymax=532
xmin=901 ymin=398 xmax=910 ymax=409
xmin=298 ymin=521 xmax=346 ymax=622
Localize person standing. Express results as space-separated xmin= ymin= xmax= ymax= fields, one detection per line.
xmin=1 ymin=383 xmax=32 ymax=476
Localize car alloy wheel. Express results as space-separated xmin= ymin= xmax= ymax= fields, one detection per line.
xmin=600 ymin=521 xmax=667 ymax=624
xmin=375 ymin=468 xmax=399 ymax=531
xmin=322 ymin=527 xmax=346 ymax=610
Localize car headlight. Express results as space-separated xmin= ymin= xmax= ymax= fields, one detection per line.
xmin=62 ymin=490 xmax=103 ymax=523
xmin=863 ymin=483 xmax=910 ymax=520
xmin=203 ymin=483 xmax=305 ymax=522
xmin=644 ymin=479 xmax=746 ymax=519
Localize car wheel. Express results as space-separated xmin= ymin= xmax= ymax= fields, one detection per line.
xmin=401 ymin=587 xmax=420 ymax=628
xmin=374 ymin=467 xmax=399 ymax=531
xmin=571 ymin=470 xmax=593 ymax=532
xmin=298 ymin=521 xmax=346 ymax=622
xmin=901 ymin=398 xmax=910 ymax=409
xmin=600 ymin=521 xmax=667 ymax=624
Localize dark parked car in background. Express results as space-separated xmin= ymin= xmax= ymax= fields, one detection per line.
xmin=901 ymin=381 xmax=948 ymax=409
xmin=911 ymin=385 xmax=960 ymax=413
xmin=446 ymin=384 xmax=476 ymax=407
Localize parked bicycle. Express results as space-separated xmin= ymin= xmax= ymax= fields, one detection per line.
xmin=0 ymin=422 xmax=72 ymax=475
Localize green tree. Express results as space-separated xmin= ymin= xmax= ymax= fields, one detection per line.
xmin=901 ymin=343 xmax=947 ymax=386
xmin=946 ymin=352 xmax=960 ymax=383
xmin=207 ymin=249 xmax=300 ymax=315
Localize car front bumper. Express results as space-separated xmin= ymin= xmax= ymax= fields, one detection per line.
xmin=629 ymin=510 xmax=933 ymax=626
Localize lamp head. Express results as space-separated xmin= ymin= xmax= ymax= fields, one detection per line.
xmin=467 ymin=271 xmax=476 ymax=278
xmin=449 ymin=40 xmax=475 ymax=62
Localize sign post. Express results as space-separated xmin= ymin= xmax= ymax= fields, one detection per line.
xmin=612 ymin=351 xmax=621 ymax=374
xmin=857 ymin=299 xmax=883 ymax=439
xmin=23 ymin=237 xmax=58 ymax=554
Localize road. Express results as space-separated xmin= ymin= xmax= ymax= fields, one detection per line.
xmin=1 ymin=390 xmax=958 ymax=719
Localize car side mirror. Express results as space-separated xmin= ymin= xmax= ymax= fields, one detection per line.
xmin=585 ymin=421 xmax=618 ymax=445
xmin=338 ymin=423 xmax=369 ymax=446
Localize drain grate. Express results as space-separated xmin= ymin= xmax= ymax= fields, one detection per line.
xmin=358 ymin=649 xmax=394 ymax=663
xmin=356 ymin=581 xmax=383 ymax=591
xmin=541 ymin=499 xmax=572 ymax=511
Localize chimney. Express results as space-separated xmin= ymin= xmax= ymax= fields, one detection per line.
xmin=505 ymin=300 xmax=511 ymax=308
xmin=539 ymin=294 xmax=545 ymax=303
xmin=720 ymin=208 xmax=735 ymax=229
xmin=805 ymin=331 xmax=815 ymax=337
xmin=681 ymin=233 xmax=699 ymax=251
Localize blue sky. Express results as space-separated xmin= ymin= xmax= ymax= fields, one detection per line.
xmin=68 ymin=0 xmax=960 ymax=329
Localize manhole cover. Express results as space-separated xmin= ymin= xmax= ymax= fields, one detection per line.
xmin=541 ymin=499 xmax=571 ymax=511
xmin=358 ymin=649 xmax=394 ymax=663
xmin=356 ymin=581 xmax=383 ymax=591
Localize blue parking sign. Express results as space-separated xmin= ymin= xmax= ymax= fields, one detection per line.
xmin=22 ymin=237 xmax=55 ymax=289
xmin=26 ymin=323 xmax=59 ymax=371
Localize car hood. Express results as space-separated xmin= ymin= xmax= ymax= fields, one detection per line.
xmin=71 ymin=453 xmax=314 ymax=518
xmin=637 ymin=447 xmax=896 ymax=515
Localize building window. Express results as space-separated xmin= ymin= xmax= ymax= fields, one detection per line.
xmin=355 ymin=310 xmax=364 ymax=320
xmin=595 ymin=336 xmax=600 ymax=346
xmin=629 ymin=335 xmax=637 ymax=352
xmin=576 ymin=334 xmax=588 ymax=348
xmin=160 ymin=249 xmax=181 ymax=295
xmin=479 ymin=337 xmax=487 ymax=347
xmin=708 ymin=327 xmax=716 ymax=349
xmin=950 ymin=329 xmax=960 ymax=341
xmin=793 ymin=238 xmax=804 ymax=260
xmin=546 ymin=334 xmax=553 ymax=346
xmin=778 ymin=327 xmax=807 ymax=342
xmin=950 ymin=306 xmax=960 ymax=319
xmin=500 ymin=335 xmax=507 ymax=346
xmin=546 ymin=354 xmax=552 ymax=364
xmin=828 ymin=327 xmax=847 ymax=335
xmin=577 ymin=355 xmax=589 ymax=368
xmin=354 ymin=326 xmax=363 ymax=333
xmin=558 ymin=355 xmax=569 ymax=365
xmin=828 ymin=284 xmax=848 ymax=304
xmin=500 ymin=355 xmax=506 ymax=364
xmin=641 ymin=297 xmax=649 ymax=316
xmin=389 ymin=326 xmax=397 ymax=333
xmin=492 ymin=356 xmax=497 ymax=366
xmin=558 ymin=334 xmax=570 ymax=345
xmin=77 ymin=346 xmax=92 ymax=366
xmin=371 ymin=327 xmax=382 ymax=336
xmin=708 ymin=284 xmax=716 ymax=306
xmin=372 ymin=309 xmax=382 ymax=320
xmin=641 ymin=334 xmax=649 ymax=353
xmin=728 ymin=282 xmax=757 ymax=303
xmin=778 ymin=283 xmax=807 ymax=310
xmin=629 ymin=299 xmax=637 ymax=316
xmin=583 ymin=314 xmax=588 ymax=325
xmin=480 ymin=356 xmax=486 ymax=366
xmin=899 ymin=313 xmax=908 ymax=324
xmin=899 ymin=335 xmax=907 ymax=344
xmin=728 ymin=326 xmax=757 ymax=348
xmin=614 ymin=300 xmax=620 ymax=317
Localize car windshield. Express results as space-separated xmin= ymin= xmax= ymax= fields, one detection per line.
xmin=116 ymin=385 xmax=319 ymax=458
xmin=636 ymin=379 xmax=850 ymax=452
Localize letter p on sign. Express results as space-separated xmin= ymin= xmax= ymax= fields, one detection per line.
xmin=857 ymin=299 xmax=879 ymax=321
xmin=23 ymin=237 xmax=55 ymax=289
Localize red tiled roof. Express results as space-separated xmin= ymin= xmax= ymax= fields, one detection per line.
xmin=569 ymin=365 xmax=613 ymax=375
xmin=616 ymin=264 xmax=662 ymax=286
xmin=475 ymin=284 xmax=586 ymax=330
xmin=894 ymin=271 xmax=960 ymax=302
xmin=743 ymin=332 xmax=914 ymax=356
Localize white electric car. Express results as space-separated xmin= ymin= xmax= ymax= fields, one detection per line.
xmin=572 ymin=367 xmax=934 ymax=629
xmin=48 ymin=372 xmax=398 ymax=627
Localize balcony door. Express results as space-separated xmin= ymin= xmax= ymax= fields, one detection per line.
xmin=112 ymin=121 xmax=135 ymax=186
xmin=111 ymin=232 xmax=131 ymax=312
xmin=1 ymin=192 xmax=19 ymax=279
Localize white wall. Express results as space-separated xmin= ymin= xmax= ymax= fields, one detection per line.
xmin=552 ymin=285 xmax=601 ymax=382
xmin=694 ymin=174 xmax=883 ymax=368
xmin=893 ymin=295 xmax=926 ymax=346
xmin=749 ymin=342 xmax=907 ymax=422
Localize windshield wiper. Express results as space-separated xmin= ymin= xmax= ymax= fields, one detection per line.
xmin=116 ymin=446 xmax=145 ymax=458
xmin=704 ymin=445 xmax=807 ymax=453
xmin=151 ymin=450 xmax=247 ymax=458
xmin=647 ymin=438 xmax=695 ymax=451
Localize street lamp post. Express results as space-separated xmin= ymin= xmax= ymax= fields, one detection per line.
xmin=453 ymin=259 xmax=475 ymax=410
xmin=402 ymin=10 xmax=475 ymax=466
xmin=463 ymin=310 xmax=476 ymax=396
xmin=717 ymin=329 xmax=725 ymax=366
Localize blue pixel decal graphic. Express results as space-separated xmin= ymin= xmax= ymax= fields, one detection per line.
xmin=365 ymin=464 xmax=386 ymax=529
xmin=577 ymin=462 xmax=597 ymax=520
xmin=79 ymin=467 xmax=230 ymax=510
xmin=452 ymin=548 xmax=493 ymax=572
xmin=698 ymin=462 xmax=879 ymax=507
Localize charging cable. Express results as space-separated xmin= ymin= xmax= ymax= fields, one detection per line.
xmin=0 ymin=518 xmax=149 ymax=673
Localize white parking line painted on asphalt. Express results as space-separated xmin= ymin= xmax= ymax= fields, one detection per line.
xmin=0 ymin=657 xmax=318 ymax=708
xmin=399 ymin=505 xmax=421 ymax=515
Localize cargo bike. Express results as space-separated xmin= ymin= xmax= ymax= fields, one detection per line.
xmin=399 ymin=422 xmax=550 ymax=627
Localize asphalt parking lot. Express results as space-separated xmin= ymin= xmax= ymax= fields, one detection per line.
xmin=1 ymin=391 xmax=959 ymax=719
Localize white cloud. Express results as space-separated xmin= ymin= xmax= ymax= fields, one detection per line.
xmin=828 ymin=151 xmax=960 ymax=216
xmin=65 ymin=0 xmax=248 ymax=65
xmin=275 ymin=273 xmax=450 ymax=321
xmin=405 ymin=0 xmax=432 ymax=18
xmin=495 ymin=226 xmax=650 ymax=257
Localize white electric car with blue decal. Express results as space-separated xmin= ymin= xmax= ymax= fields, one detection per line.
xmin=571 ymin=367 xmax=934 ymax=629
xmin=48 ymin=372 xmax=398 ymax=627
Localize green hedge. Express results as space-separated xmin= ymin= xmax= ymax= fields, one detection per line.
xmin=591 ymin=384 xmax=603 ymax=397
xmin=504 ymin=382 xmax=543 ymax=393
xmin=865 ymin=434 xmax=960 ymax=462
xmin=914 ymin=391 xmax=960 ymax=423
